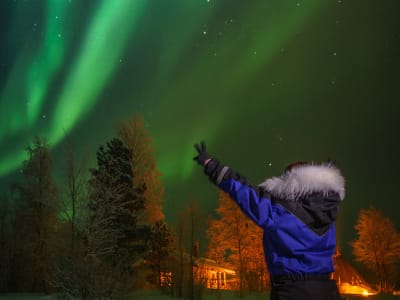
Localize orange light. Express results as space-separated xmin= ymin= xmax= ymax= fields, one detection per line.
xmin=339 ymin=282 xmax=377 ymax=297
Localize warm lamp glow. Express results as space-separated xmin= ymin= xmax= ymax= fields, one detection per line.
xmin=339 ymin=282 xmax=377 ymax=297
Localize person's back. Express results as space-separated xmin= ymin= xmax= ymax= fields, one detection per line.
xmin=194 ymin=142 xmax=343 ymax=300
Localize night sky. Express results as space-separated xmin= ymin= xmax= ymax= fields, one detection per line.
xmin=1 ymin=0 xmax=400 ymax=258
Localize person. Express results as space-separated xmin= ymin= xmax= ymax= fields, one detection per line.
xmin=193 ymin=141 xmax=344 ymax=300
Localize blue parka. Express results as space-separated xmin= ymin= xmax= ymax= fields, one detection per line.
xmin=203 ymin=159 xmax=345 ymax=280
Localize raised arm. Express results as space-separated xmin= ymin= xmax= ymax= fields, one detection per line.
xmin=193 ymin=141 xmax=273 ymax=227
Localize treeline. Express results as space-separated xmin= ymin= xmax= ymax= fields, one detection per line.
xmin=0 ymin=115 xmax=178 ymax=299
xmin=0 ymin=110 xmax=259 ymax=300
xmin=1 ymin=114 xmax=400 ymax=298
xmin=0 ymin=114 xmax=268 ymax=299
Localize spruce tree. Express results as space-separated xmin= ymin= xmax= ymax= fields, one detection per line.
xmin=86 ymin=137 xmax=149 ymax=297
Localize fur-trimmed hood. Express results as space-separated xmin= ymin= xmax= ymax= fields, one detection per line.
xmin=259 ymin=163 xmax=345 ymax=201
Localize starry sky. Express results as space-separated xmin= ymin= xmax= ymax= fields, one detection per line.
xmin=1 ymin=0 xmax=400 ymax=258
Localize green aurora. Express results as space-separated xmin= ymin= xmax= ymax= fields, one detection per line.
xmin=1 ymin=0 xmax=400 ymax=257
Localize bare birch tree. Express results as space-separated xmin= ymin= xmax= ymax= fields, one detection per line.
xmin=146 ymin=220 xmax=174 ymax=288
xmin=15 ymin=136 xmax=59 ymax=292
xmin=206 ymin=191 xmax=268 ymax=294
xmin=352 ymin=206 xmax=400 ymax=292
xmin=61 ymin=137 xmax=89 ymax=251
xmin=174 ymin=199 xmax=205 ymax=300
xmin=119 ymin=115 xmax=164 ymax=224
xmin=49 ymin=136 xmax=92 ymax=298
xmin=0 ymin=193 xmax=12 ymax=292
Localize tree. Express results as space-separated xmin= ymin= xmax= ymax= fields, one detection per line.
xmin=352 ymin=206 xmax=400 ymax=292
xmin=206 ymin=191 xmax=269 ymax=293
xmin=85 ymin=137 xmax=149 ymax=298
xmin=174 ymin=200 xmax=205 ymax=299
xmin=118 ymin=115 xmax=164 ymax=224
xmin=14 ymin=136 xmax=59 ymax=292
xmin=119 ymin=115 xmax=174 ymax=290
xmin=146 ymin=220 xmax=174 ymax=288
xmin=61 ymin=137 xmax=89 ymax=252
xmin=0 ymin=192 xmax=13 ymax=292
xmin=50 ymin=137 xmax=90 ymax=298
xmin=1 ymin=188 xmax=28 ymax=292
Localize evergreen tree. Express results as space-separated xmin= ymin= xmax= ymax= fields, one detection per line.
xmin=86 ymin=137 xmax=149 ymax=297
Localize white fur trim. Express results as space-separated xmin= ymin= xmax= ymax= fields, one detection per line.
xmin=258 ymin=164 xmax=345 ymax=201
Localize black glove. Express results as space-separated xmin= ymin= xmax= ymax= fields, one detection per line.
xmin=193 ymin=141 xmax=210 ymax=165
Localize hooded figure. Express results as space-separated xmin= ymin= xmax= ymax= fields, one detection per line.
xmin=194 ymin=142 xmax=343 ymax=300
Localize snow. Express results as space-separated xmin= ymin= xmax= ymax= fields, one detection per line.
xmin=0 ymin=290 xmax=269 ymax=300
xmin=0 ymin=290 xmax=398 ymax=299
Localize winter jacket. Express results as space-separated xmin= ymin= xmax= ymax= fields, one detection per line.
xmin=203 ymin=159 xmax=345 ymax=279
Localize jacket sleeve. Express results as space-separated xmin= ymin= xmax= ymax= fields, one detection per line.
xmin=204 ymin=158 xmax=273 ymax=227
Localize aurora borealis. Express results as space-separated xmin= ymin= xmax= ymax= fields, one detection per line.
xmin=1 ymin=0 xmax=400 ymax=257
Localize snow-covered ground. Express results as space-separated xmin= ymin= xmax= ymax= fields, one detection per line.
xmin=0 ymin=290 xmax=268 ymax=300
xmin=0 ymin=290 xmax=399 ymax=299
